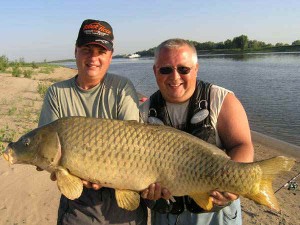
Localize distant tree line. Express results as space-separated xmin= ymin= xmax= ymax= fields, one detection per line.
xmin=133 ymin=35 xmax=300 ymax=57
xmin=191 ymin=35 xmax=300 ymax=51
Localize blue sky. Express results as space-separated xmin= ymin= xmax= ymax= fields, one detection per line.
xmin=1 ymin=0 xmax=300 ymax=62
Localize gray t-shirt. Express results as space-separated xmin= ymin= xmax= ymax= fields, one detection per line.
xmin=39 ymin=73 xmax=140 ymax=126
xmin=39 ymin=73 xmax=147 ymax=225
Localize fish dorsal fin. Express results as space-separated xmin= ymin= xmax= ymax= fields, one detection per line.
xmin=115 ymin=189 xmax=140 ymax=211
xmin=189 ymin=193 xmax=214 ymax=211
xmin=55 ymin=166 xmax=83 ymax=200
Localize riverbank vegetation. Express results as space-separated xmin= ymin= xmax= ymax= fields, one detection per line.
xmin=0 ymin=55 xmax=58 ymax=78
xmin=129 ymin=35 xmax=300 ymax=57
xmin=2 ymin=36 xmax=300 ymax=62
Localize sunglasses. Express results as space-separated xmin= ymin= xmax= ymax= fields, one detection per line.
xmin=159 ymin=66 xmax=192 ymax=75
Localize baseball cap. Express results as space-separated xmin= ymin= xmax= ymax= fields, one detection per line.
xmin=76 ymin=19 xmax=114 ymax=51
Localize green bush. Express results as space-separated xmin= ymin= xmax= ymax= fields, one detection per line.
xmin=31 ymin=62 xmax=39 ymax=69
xmin=8 ymin=107 xmax=17 ymax=115
xmin=0 ymin=126 xmax=16 ymax=142
xmin=39 ymin=67 xmax=55 ymax=74
xmin=9 ymin=58 xmax=26 ymax=68
xmin=37 ymin=82 xmax=50 ymax=98
xmin=0 ymin=141 xmax=4 ymax=153
xmin=23 ymin=69 xmax=34 ymax=78
xmin=12 ymin=67 xmax=22 ymax=77
xmin=0 ymin=55 xmax=9 ymax=72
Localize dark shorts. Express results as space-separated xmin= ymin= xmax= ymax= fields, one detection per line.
xmin=57 ymin=187 xmax=147 ymax=225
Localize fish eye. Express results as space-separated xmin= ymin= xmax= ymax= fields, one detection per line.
xmin=22 ymin=137 xmax=30 ymax=147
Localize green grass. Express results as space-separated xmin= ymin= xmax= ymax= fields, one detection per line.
xmin=12 ymin=67 xmax=22 ymax=77
xmin=31 ymin=62 xmax=39 ymax=69
xmin=38 ymin=67 xmax=55 ymax=74
xmin=23 ymin=69 xmax=34 ymax=78
xmin=0 ymin=141 xmax=4 ymax=153
xmin=0 ymin=126 xmax=15 ymax=153
xmin=8 ymin=107 xmax=17 ymax=116
xmin=0 ymin=55 xmax=9 ymax=72
xmin=0 ymin=126 xmax=16 ymax=143
xmin=37 ymin=82 xmax=50 ymax=98
xmin=0 ymin=55 xmax=60 ymax=78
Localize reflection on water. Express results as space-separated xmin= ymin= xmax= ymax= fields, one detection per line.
xmin=194 ymin=53 xmax=300 ymax=147
xmin=199 ymin=52 xmax=300 ymax=62
xmin=60 ymin=53 xmax=300 ymax=147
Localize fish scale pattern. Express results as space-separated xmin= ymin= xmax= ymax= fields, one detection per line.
xmin=5 ymin=116 xmax=295 ymax=212
xmin=49 ymin=117 xmax=263 ymax=194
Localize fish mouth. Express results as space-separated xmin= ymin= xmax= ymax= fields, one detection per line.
xmin=2 ymin=147 xmax=16 ymax=164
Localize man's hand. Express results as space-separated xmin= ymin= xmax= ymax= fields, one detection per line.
xmin=82 ymin=180 xmax=102 ymax=190
xmin=210 ymin=190 xmax=238 ymax=206
xmin=140 ymin=183 xmax=171 ymax=200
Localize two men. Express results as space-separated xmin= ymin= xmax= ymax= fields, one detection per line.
xmin=40 ymin=19 xmax=253 ymax=225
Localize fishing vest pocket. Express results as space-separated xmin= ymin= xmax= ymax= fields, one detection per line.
xmin=151 ymin=196 xmax=207 ymax=215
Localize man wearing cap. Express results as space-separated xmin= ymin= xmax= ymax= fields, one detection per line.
xmin=38 ymin=19 xmax=147 ymax=225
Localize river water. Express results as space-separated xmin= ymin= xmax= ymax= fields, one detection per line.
xmin=60 ymin=52 xmax=300 ymax=147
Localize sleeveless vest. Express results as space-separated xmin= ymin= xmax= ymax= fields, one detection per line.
xmin=149 ymin=80 xmax=215 ymax=142
xmin=148 ymin=80 xmax=216 ymax=214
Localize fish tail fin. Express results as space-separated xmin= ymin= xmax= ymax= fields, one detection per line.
xmin=245 ymin=156 xmax=295 ymax=211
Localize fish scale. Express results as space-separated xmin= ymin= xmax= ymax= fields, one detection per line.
xmin=2 ymin=116 xmax=295 ymax=212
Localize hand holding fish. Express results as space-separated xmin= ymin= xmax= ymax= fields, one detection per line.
xmin=141 ymin=183 xmax=171 ymax=200
xmin=210 ymin=191 xmax=238 ymax=206
xmin=82 ymin=180 xmax=102 ymax=190
xmin=141 ymin=183 xmax=238 ymax=207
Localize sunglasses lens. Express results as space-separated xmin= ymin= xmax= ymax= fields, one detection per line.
xmin=159 ymin=66 xmax=192 ymax=75
xmin=159 ymin=67 xmax=173 ymax=74
xmin=177 ymin=66 xmax=191 ymax=74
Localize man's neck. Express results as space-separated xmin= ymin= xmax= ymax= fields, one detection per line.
xmin=75 ymin=74 xmax=104 ymax=90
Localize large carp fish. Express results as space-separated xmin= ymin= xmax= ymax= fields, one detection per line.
xmin=2 ymin=116 xmax=295 ymax=212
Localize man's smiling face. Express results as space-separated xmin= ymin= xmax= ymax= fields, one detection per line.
xmin=153 ymin=45 xmax=198 ymax=103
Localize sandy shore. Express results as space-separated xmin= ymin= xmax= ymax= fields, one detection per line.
xmin=0 ymin=67 xmax=299 ymax=225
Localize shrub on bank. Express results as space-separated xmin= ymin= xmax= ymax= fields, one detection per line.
xmin=0 ymin=55 xmax=9 ymax=72
xmin=23 ymin=69 xmax=34 ymax=78
xmin=38 ymin=66 xmax=55 ymax=74
xmin=12 ymin=67 xmax=22 ymax=77
xmin=37 ymin=82 xmax=50 ymax=98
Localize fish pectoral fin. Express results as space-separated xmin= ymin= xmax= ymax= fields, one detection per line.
xmin=50 ymin=132 xmax=62 ymax=166
xmin=115 ymin=189 xmax=140 ymax=211
xmin=55 ymin=167 xmax=83 ymax=200
xmin=189 ymin=193 xmax=214 ymax=211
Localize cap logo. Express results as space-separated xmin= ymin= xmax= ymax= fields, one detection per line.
xmin=83 ymin=22 xmax=111 ymax=37
xmin=95 ymin=39 xmax=110 ymax=44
